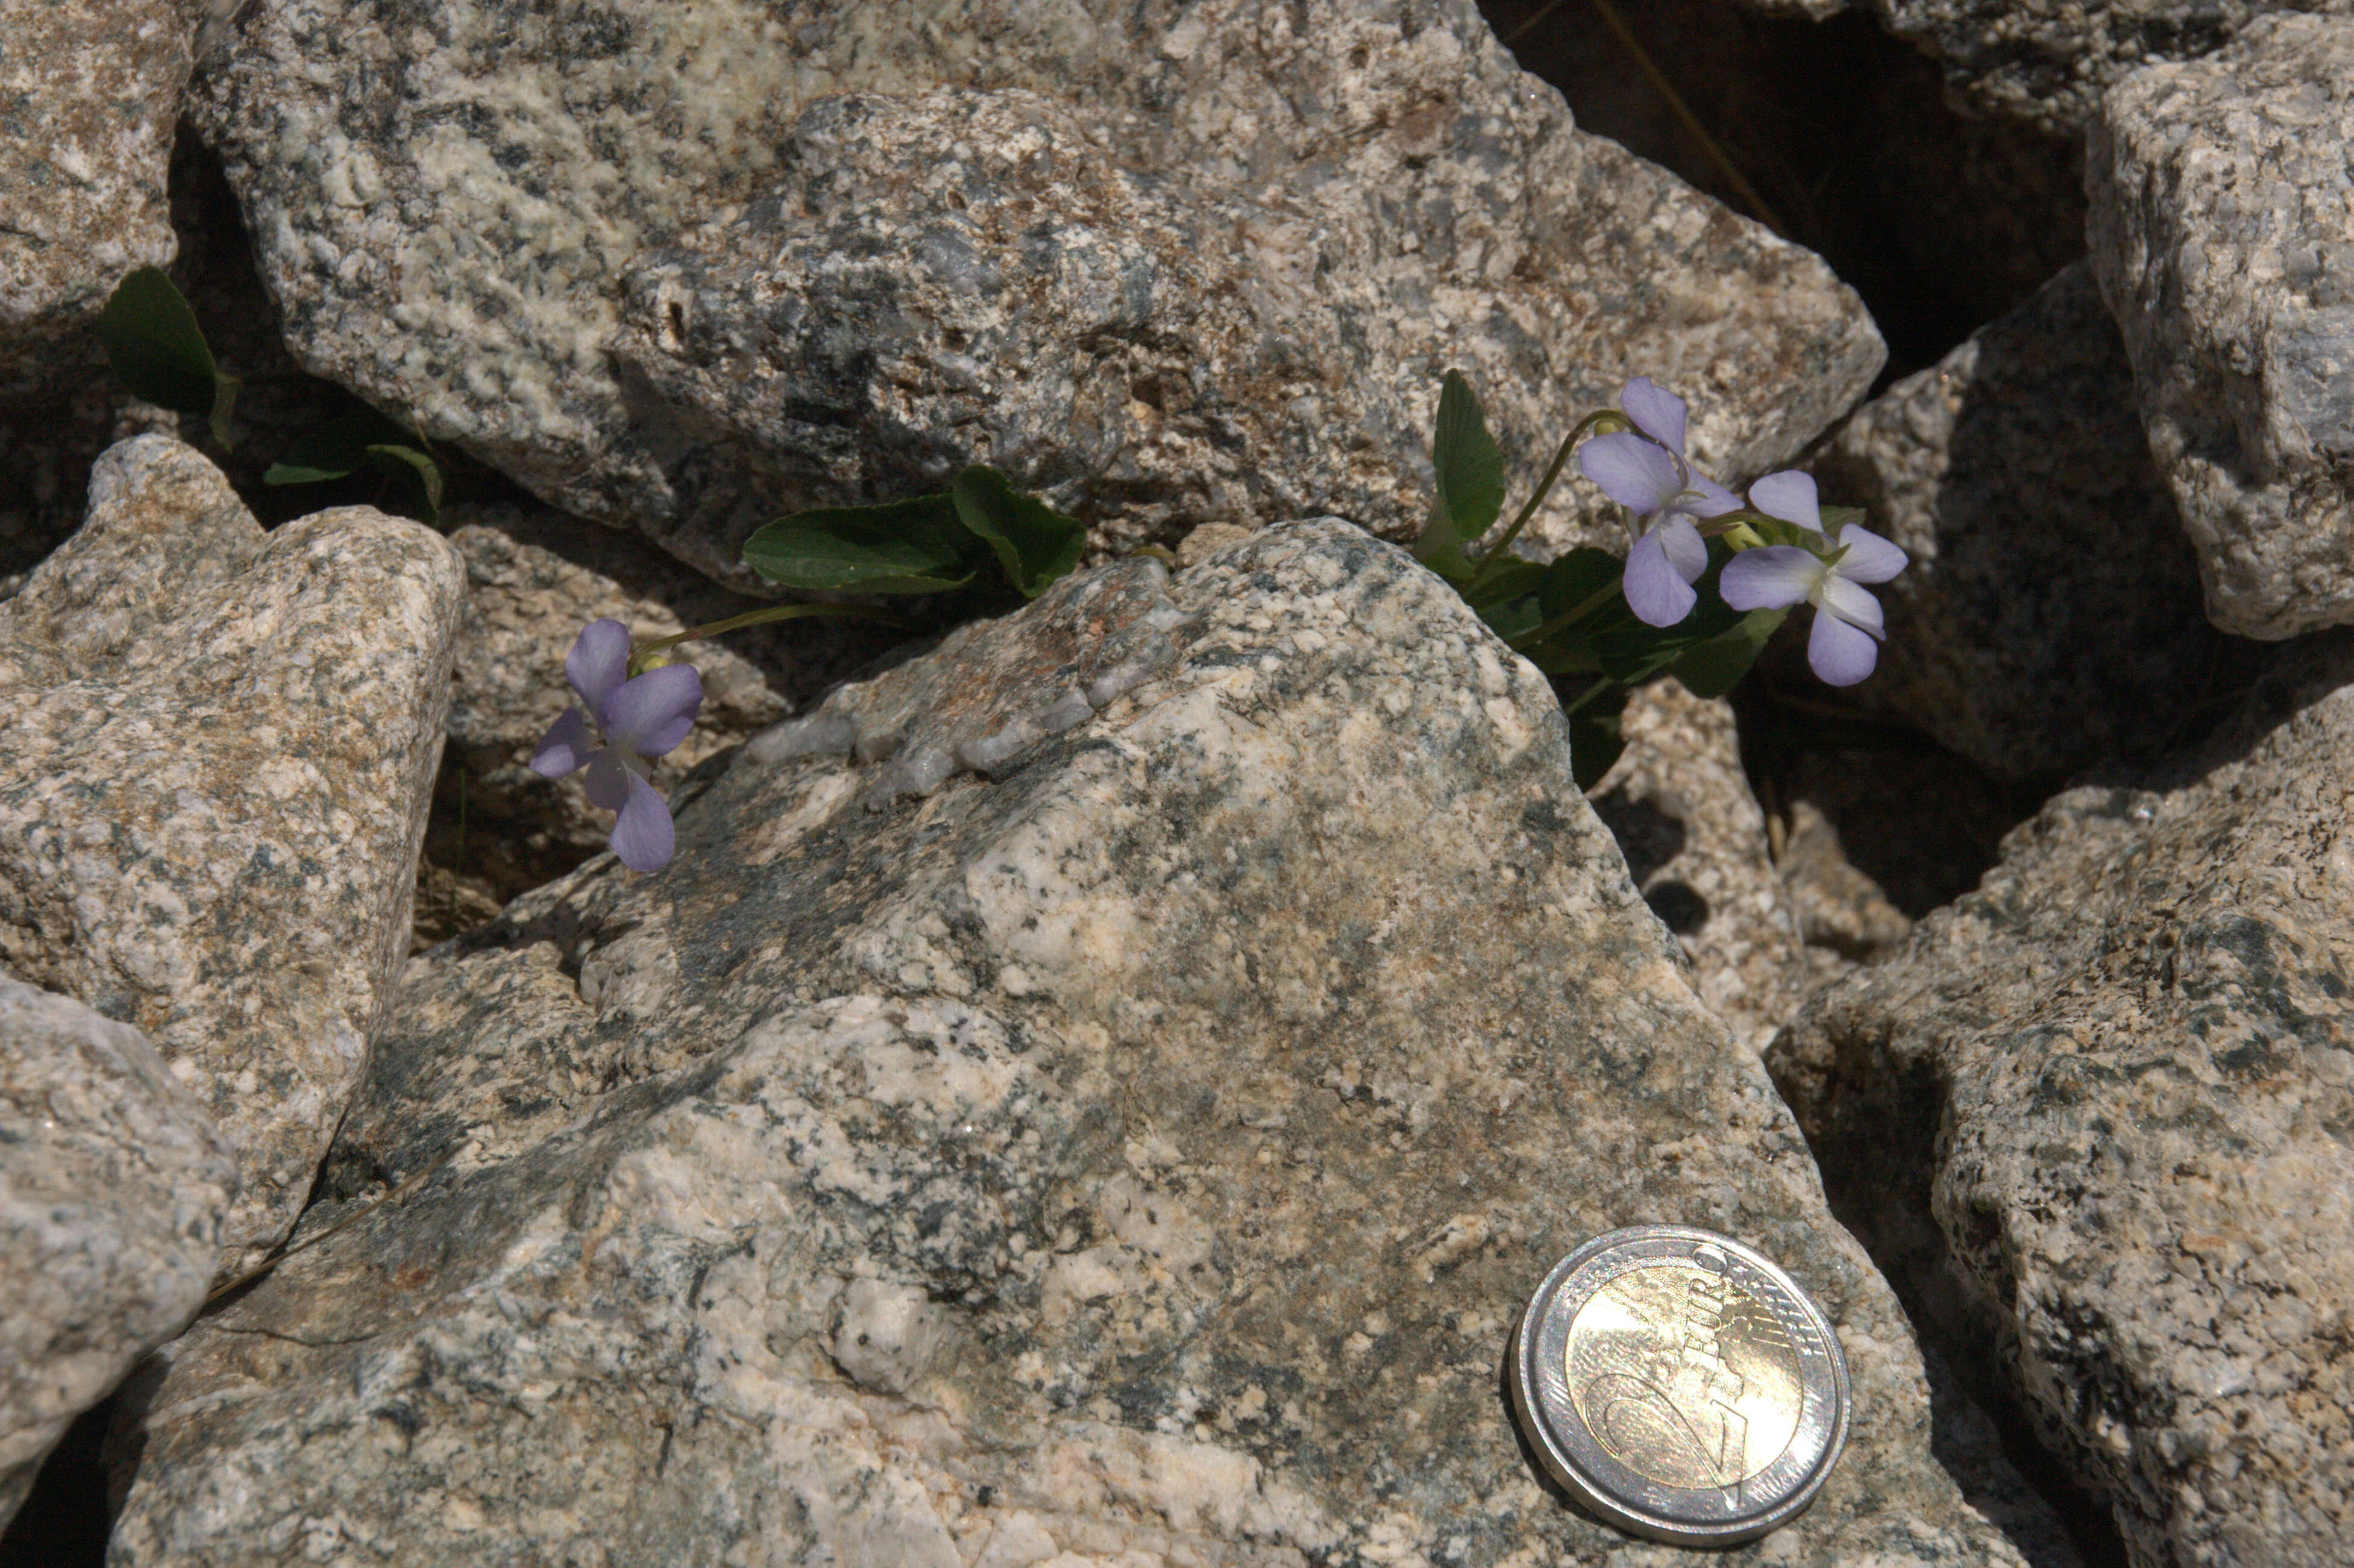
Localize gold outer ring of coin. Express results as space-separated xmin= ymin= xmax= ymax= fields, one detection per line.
xmin=1510 ymin=1223 xmax=1851 ymax=1546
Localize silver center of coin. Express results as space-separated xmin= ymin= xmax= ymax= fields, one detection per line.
xmin=1510 ymin=1225 xmax=1851 ymax=1546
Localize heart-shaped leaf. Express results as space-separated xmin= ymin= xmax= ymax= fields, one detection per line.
xmin=99 ymin=266 xmax=240 ymax=448
xmin=1432 ymin=369 xmax=1505 ymax=542
xmin=1668 ymin=607 xmax=1789 ymax=699
xmin=742 ymin=494 xmax=979 ymax=593
xmin=951 ymin=465 xmax=1087 ymax=598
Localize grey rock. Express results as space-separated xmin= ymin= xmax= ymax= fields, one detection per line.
xmin=1769 ymin=0 xmax=2354 ymax=137
xmin=1590 ymin=678 xmax=1814 ymax=1054
xmin=2088 ymin=13 xmax=2354 ymax=641
xmin=432 ymin=505 xmax=893 ymax=910
xmin=0 ymin=435 xmax=465 ymax=1275
xmin=191 ymin=0 xmax=1883 ymax=590
xmin=0 ymin=0 xmax=198 ymax=400
xmin=0 ymin=978 xmax=237 ymax=1531
xmin=1810 ymin=261 xmax=2215 ymax=780
xmin=1771 ymin=633 xmax=2354 ymax=1567
xmin=114 ymin=521 xmax=2023 ymax=1567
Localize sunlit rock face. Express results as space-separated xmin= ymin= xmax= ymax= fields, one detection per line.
xmin=2088 ymin=13 xmax=2354 ymax=641
xmin=1775 ymin=634 xmax=2354 ymax=1568
xmin=112 ymin=521 xmax=2023 ymax=1568
xmin=189 ymin=0 xmax=1882 ymax=589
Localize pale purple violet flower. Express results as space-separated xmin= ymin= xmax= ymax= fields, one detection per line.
xmin=1577 ymin=377 xmax=1742 ymax=627
xmin=1719 ymin=471 xmax=1909 ymax=687
xmin=530 ymin=619 xmax=704 ymax=871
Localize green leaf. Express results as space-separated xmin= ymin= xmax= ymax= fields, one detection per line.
xmin=262 ymin=459 xmax=359 ymax=486
xmin=1460 ymin=556 xmax=1546 ymax=613
xmin=98 ymin=266 xmax=240 ymax=448
xmin=741 ymin=494 xmax=979 ymax=593
xmin=950 ymin=465 xmax=1087 ymax=599
xmin=1668 ymin=607 xmax=1789 ymax=698
xmin=1565 ymin=679 xmax=1632 ymax=791
xmin=1538 ymin=548 xmax=1628 ymax=626
xmin=1819 ymin=505 xmax=1867 ymax=534
xmin=365 ymin=444 xmax=444 ymax=525
xmin=1413 ymin=501 xmax=1477 ymax=582
xmin=1432 ymin=369 xmax=1505 ymax=542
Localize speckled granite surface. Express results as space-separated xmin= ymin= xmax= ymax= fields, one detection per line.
xmin=1774 ymin=634 xmax=2354 ymax=1567
xmin=0 ymin=977 xmax=236 ymax=1533
xmin=0 ymin=435 xmax=463 ymax=1273
xmin=115 ymin=521 xmax=2025 ymax=1567
xmin=189 ymin=0 xmax=1881 ymax=588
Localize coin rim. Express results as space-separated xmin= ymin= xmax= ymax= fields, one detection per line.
xmin=1510 ymin=1223 xmax=1851 ymax=1546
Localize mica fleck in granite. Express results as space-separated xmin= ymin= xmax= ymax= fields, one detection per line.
xmin=115 ymin=521 xmax=2026 ymax=1567
xmin=0 ymin=434 xmax=463 ymax=1273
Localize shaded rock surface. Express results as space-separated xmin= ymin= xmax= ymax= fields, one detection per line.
xmin=1486 ymin=0 xmax=2089 ymax=377
xmin=2088 ymin=12 xmax=2354 ymax=641
xmin=192 ymin=0 xmax=1882 ymax=591
xmin=1810 ymin=261 xmax=2215 ymax=781
xmin=0 ymin=978 xmax=236 ymax=1533
xmin=1771 ymin=634 xmax=2354 ymax=1567
xmin=0 ymin=435 xmax=463 ymax=1274
xmin=1590 ymin=678 xmax=1815 ymax=1053
xmin=1778 ymin=800 xmax=1915 ymax=963
xmin=0 ymin=0 xmax=197 ymax=400
xmin=1749 ymin=0 xmax=2354 ymax=137
xmin=115 ymin=522 xmax=2024 ymax=1567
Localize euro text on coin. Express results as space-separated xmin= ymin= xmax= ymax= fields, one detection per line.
xmin=1510 ymin=1224 xmax=1851 ymax=1546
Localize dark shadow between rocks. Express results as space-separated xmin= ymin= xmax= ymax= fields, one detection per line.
xmin=1732 ymin=674 xmax=2046 ymax=919
xmin=1479 ymin=0 xmax=2087 ymax=385
xmin=0 ymin=1396 xmax=116 ymax=1568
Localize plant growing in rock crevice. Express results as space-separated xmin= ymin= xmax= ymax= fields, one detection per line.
xmin=99 ymin=266 xmax=447 ymax=522
xmin=1414 ymin=370 xmax=1905 ymax=784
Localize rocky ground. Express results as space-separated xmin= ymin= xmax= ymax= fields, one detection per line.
xmin=4 ymin=2 xmax=2350 ymax=1566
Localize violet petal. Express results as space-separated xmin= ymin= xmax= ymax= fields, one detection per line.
xmin=1683 ymin=472 xmax=1744 ymax=518
xmin=608 ymin=770 xmax=676 ymax=873
xmin=565 ymin=619 xmax=633 ymax=716
xmin=1719 ymin=545 xmax=1822 ymax=612
xmin=1821 ymin=574 xmax=1887 ymax=636
xmin=1808 ymin=608 xmax=1880 ymax=686
xmin=1655 ymin=515 xmax=1709 ymax=583
xmin=1579 ymin=433 xmax=1680 ymax=515
xmin=529 ymin=707 xmax=593 ymax=779
xmin=1748 ymin=470 xmax=1821 ymax=531
xmin=582 ymin=748 xmax=633 ymax=811
xmin=1624 ymin=532 xmax=1700 ymax=627
xmin=1619 ymin=377 xmax=1687 ymax=454
xmin=1834 ymin=524 xmax=1909 ymax=584
xmin=600 ymin=663 xmax=704 ymax=756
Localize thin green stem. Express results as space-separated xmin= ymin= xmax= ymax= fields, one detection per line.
xmin=1463 ymin=409 xmax=1623 ymax=599
xmin=631 ymin=601 xmax=911 ymax=670
xmin=1507 ymin=578 xmax=1624 ymax=652
xmin=1508 ymin=0 xmax=1789 ymax=237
